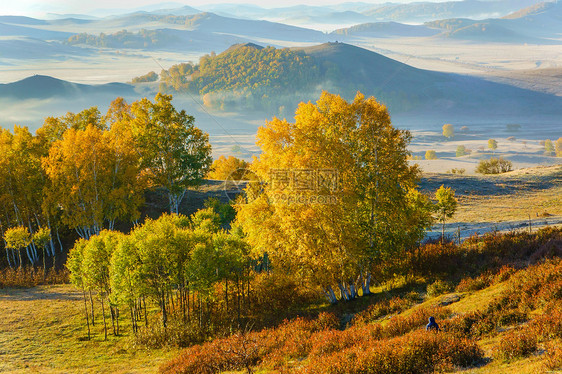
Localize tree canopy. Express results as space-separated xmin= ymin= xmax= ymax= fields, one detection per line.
xmin=442 ymin=124 xmax=454 ymax=139
xmin=129 ymin=93 xmax=212 ymax=213
xmin=236 ymin=91 xmax=433 ymax=303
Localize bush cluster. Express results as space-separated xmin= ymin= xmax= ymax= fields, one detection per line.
xmin=296 ymin=330 xmax=482 ymax=374
xmin=475 ymin=157 xmax=512 ymax=174
xmin=407 ymin=228 xmax=562 ymax=278
xmin=426 ymin=279 xmax=453 ymax=297
xmin=0 ymin=266 xmax=69 ymax=288
xmin=351 ymin=296 xmax=412 ymax=325
xmin=160 ymin=305 xmax=482 ymax=374
xmin=544 ymin=341 xmax=562 ymax=371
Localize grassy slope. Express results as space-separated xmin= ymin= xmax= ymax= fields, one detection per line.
xmin=2 ymin=166 xmax=562 ymax=373
xmin=421 ymin=164 xmax=562 ymax=223
xmin=0 ymin=285 xmax=178 ymax=373
xmin=1 ymin=275 xmax=557 ymax=373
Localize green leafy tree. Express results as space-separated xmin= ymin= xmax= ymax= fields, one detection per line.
xmin=435 ymin=185 xmax=458 ymax=242
xmin=110 ymin=236 xmax=144 ymax=333
xmin=4 ymin=226 xmax=31 ymax=268
xmin=33 ymin=227 xmax=51 ymax=274
xmin=456 ymin=145 xmax=470 ymax=157
xmin=555 ymin=138 xmax=562 ymax=157
xmin=66 ymin=238 xmax=92 ymax=339
xmin=128 ymin=213 xmax=192 ymax=328
xmin=82 ymin=230 xmax=123 ymax=339
xmin=488 ymin=139 xmax=498 ymax=154
xmin=544 ymin=139 xmax=554 ymax=156
xmin=129 ymin=93 xmax=212 ymax=213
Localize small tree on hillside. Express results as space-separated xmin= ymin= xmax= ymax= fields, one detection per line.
xmin=435 ymin=185 xmax=457 ymax=243
xmin=442 ymin=124 xmax=454 ymax=139
xmin=456 ymin=145 xmax=470 ymax=157
xmin=544 ymin=139 xmax=554 ymax=156
xmin=4 ymin=226 xmax=32 ymax=269
xmin=475 ymin=157 xmax=512 ymax=174
xmin=425 ymin=150 xmax=437 ymax=160
xmin=555 ymin=138 xmax=562 ymax=157
xmin=33 ymin=227 xmax=51 ymax=275
xmin=488 ymin=139 xmax=497 ymax=154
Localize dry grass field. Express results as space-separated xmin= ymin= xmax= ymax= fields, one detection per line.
xmin=0 ymin=285 xmax=178 ymax=373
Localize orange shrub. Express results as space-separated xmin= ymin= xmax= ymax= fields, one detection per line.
xmin=543 ymin=341 xmax=562 ymax=371
xmin=160 ymin=313 xmax=338 ymax=374
xmin=494 ymin=328 xmax=537 ymax=361
xmin=530 ymin=306 xmax=562 ymax=341
xmin=456 ymin=275 xmax=489 ymax=292
xmin=352 ymin=297 xmax=411 ymax=326
xmin=296 ymin=330 xmax=482 ymax=374
xmin=383 ymin=306 xmax=450 ymax=338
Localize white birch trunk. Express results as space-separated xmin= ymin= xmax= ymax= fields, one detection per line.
xmin=362 ymin=272 xmax=372 ymax=296
xmin=323 ymin=286 xmax=338 ymax=304
xmin=338 ymin=282 xmax=351 ymax=301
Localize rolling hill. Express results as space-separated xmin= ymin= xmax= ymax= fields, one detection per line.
xmin=427 ymin=1 xmax=562 ymax=43
xmin=196 ymin=0 xmax=540 ymax=25
xmin=360 ymin=0 xmax=540 ymax=23
xmin=180 ymin=12 xmax=326 ymax=41
xmin=0 ymin=38 xmax=91 ymax=60
xmin=332 ymin=22 xmax=441 ymax=38
xmin=65 ymin=28 xmax=247 ymax=52
xmin=84 ymin=11 xmax=327 ymax=42
xmin=0 ymin=22 xmax=72 ymax=39
xmin=0 ymin=75 xmax=134 ymax=100
xmin=155 ymin=41 xmax=562 ymax=116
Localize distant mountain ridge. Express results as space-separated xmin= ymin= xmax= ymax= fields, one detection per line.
xmin=0 ymin=75 xmax=134 ymax=100
xmin=196 ymin=0 xmax=540 ymax=24
xmin=425 ymin=1 xmax=562 ymax=42
xmin=332 ymin=22 xmax=441 ymax=37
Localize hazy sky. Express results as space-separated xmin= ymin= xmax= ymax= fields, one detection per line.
xmin=2 ymin=0 xmax=445 ymax=16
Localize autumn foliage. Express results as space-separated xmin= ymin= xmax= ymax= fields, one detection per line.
xmin=160 ymin=309 xmax=482 ymax=374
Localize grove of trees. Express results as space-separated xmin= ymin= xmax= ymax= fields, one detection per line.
xmin=1 ymin=94 xmax=212 ymax=269
xmin=158 ymin=45 xmax=327 ymax=112
xmin=456 ymin=145 xmax=470 ymax=157
xmin=1 ymin=90 xmax=458 ymax=345
xmin=67 ymin=208 xmax=250 ymax=340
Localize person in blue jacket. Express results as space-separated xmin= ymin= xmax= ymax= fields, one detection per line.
xmin=426 ymin=316 xmax=440 ymax=332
